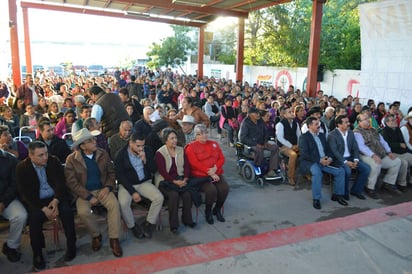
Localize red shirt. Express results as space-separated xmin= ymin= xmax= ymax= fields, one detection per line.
xmin=185 ymin=140 xmax=225 ymax=177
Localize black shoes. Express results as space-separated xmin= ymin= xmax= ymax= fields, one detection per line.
xmin=212 ymin=208 xmax=226 ymax=222
xmin=397 ymin=185 xmax=408 ymax=193
xmin=205 ymin=210 xmax=214 ymax=224
xmin=350 ymin=192 xmax=366 ymax=200
xmin=33 ymin=254 xmax=46 ymax=271
xmin=2 ymin=242 xmax=21 ymax=262
xmin=142 ymin=221 xmax=155 ymax=238
xmin=365 ymin=188 xmax=379 ymax=199
xmin=170 ymin=228 xmax=178 ymax=234
xmin=331 ymin=194 xmax=349 ymax=206
xmin=64 ymin=247 xmax=76 ymax=262
xmin=313 ymin=199 xmax=321 ymax=210
xmin=131 ymin=223 xmax=144 ymax=239
xmin=183 ymin=222 xmax=197 ymax=228
xmin=383 ymin=183 xmax=402 ymax=195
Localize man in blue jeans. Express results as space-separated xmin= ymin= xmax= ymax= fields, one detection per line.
xmin=328 ymin=115 xmax=371 ymax=200
xmin=299 ymin=116 xmax=347 ymax=210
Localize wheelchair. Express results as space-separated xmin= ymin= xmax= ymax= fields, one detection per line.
xmin=235 ymin=142 xmax=284 ymax=187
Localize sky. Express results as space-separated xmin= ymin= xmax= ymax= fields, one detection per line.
xmin=0 ymin=0 xmax=175 ymax=76
xmin=0 ymin=1 xmax=237 ymax=80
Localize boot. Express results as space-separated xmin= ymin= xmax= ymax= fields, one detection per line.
xmin=205 ymin=204 xmax=214 ymax=224
xmin=212 ymin=206 xmax=226 ymax=222
xmin=142 ymin=220 xmax=155 ymax=238
xmin=109 ymin=238 xmax=123 ymax=257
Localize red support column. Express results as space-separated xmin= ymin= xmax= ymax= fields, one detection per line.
xmin=236 ymin=17 xmax=245 ymax=84
xmin=22 ymin=7 xmax=33 ymax=75
xmin=306 ymin=0 xmax=326 ymax=98
xmin=9 ymin=0 xmax=21 ymax=86
xmin=197 ymin=25 xmax=205 ymax=79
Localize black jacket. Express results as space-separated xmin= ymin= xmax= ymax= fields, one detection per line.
xmin=0 ymin=150 xmax=18 ymax=208
xmin=37 ymin=135 xmax=72 ymax=164
xmin=114 ymin=145 xmax=157 ymax=196
xmin=16 ymin=155 xmax=68 ymax=211
xmin=381 ymin=126 xmax=411 ymax=154
xmin=239 ymin=117 xmax=267 ymax=146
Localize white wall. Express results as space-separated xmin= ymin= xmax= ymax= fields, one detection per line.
xmin=359 ymin=0 xmax=412 ymax=114
xmin=190 ymin=63 xmax=361 ymax=104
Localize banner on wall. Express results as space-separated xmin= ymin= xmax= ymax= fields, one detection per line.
xmin=256 ymin=74 xmax=273 ymax=87
xmin=210 ymin=69 xmax=221 ymax=79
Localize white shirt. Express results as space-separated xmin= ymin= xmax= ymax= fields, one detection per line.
xmin=275 ymin=120 xmax=301 ymax=148
xmin=91 ymin=104 xmax=103 ymax=123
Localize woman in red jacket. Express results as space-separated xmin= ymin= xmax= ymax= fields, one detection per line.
xmin=185 ymin=124 xmax=229 ymax=224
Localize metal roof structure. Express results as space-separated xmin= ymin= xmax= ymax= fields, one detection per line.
xmin=21 ymin=0 xmax=292 ymax=27
xmin=10 ymin=0 xmax=326 ymax=97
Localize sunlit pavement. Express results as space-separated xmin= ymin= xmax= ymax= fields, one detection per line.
xmin=1 ymin=130 xmax=412 ymax=273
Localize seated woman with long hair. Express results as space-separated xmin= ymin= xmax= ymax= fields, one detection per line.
xmin=154 ymin=128 xmax=197 ymax=234
xmin=185 ymin=124 xmax=229 ymax=225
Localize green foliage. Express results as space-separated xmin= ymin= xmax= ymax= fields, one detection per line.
xmin=208 ymin=22 xmax=237 ymax=64
xmin=244 ymin=0 xmax=377 ymax=70
xmin=146 ymin=26 xmax=195 ymax=69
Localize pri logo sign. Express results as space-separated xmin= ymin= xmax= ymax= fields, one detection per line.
xmin=275 ymin=70 xmax=293 ymax=91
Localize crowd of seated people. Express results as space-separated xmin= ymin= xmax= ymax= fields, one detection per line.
xmin=1 ymin=67 xmax=412 ymax=269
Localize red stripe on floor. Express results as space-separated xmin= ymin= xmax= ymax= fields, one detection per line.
xmin=43 ymin=202 xmax=412 ymax=274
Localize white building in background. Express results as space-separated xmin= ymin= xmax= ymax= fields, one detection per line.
xmin=359 ymin=0 xmax=412 ymax=114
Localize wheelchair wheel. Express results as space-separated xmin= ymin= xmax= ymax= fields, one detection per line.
xmin=257 ymin=178 xmax=264 ymax=187
xmin=242 ymin=162 xmax=256 ymax=183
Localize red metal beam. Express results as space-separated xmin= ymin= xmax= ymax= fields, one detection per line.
xmin=236 ymin=17 xmax=245 ymax=83
xmin=198 ymin=26 xmax=205 ymax=79
xmin=113 ymin=0 xmax=248 ymax=18
xmin=244 ymin=0 xmax=292 ymax=12
xmin=9 ymin=0 xmax=21 ymax=86
xmin=306 ymin=0 xmax=326 ymax=98
xmin=20 ymin=2 xmax=206 ymax=28
xmin=22 ymin=7 xmax=33 ymax=76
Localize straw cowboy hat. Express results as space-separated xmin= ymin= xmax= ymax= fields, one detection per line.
xmin=72 ymin=128 xmax=100 ymax=148
xmin=177 ymin=115 xmax=195 ymax=126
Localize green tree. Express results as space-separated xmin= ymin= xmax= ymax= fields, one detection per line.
xmin=245 ymin=0 xmax=377 ymax=70
xmin=146 ymin=26 xmax=195 ymax=69
xmin=209 ymin=22 xmax=237 ymax=64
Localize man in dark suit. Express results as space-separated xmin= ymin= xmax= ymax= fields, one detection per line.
xmin=37 ymin=120 xmax=72 ymax=163
xmin=327 ymin=115 xmax=371 ymax=200
xmin=298 ymin=117 xmax=347 ymax=210
xmin=16 ymin=141 xmax=76 ymax=271
xmin=0 ymin=149 xmax=27 ymax=263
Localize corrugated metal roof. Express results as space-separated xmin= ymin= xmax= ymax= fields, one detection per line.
xmin=21 ymin=0 xmax=292 ymax=27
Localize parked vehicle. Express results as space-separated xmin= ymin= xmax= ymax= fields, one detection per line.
xmin=88 ymin=65 xmax=105 ymax=76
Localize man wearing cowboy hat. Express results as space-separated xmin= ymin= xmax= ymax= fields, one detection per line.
xmin=64 ymin=128 xmax=123 ymax=257
xmin=177 ymin=115 xmax=196 ymax=145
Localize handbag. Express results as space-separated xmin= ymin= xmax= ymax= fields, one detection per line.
xmin=223 ymin=105 xmax=239 ymax=130
xmin=228 ymin=119 xmax=239 ymax=130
